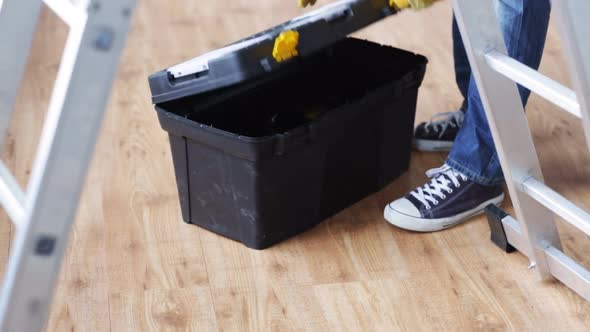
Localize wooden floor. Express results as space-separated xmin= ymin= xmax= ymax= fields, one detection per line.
xmin=2 ymin=1 xmax=590 ymax=331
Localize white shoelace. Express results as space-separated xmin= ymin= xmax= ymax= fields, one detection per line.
xmin=423 ymin=110 xmax=464 ymax=138
xmin=410 ymin=164 xmax=468 ymax=210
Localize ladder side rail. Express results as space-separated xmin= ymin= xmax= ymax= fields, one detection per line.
xmin=0 ymin=0 xmax=44 ymax=153
xmin=452 ymin=0 xmax=561 ymax=279
xmin=553 ymin=0 xmax=590 ymax=150
xmin=0 ymin=1 xmax=136 ymax=331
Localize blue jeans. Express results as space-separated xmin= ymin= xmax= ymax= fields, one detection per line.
xmin=446 ymin=0 xmax=551 ymax=185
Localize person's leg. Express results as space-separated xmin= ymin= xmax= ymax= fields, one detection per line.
xmin=385 ymin=0 xmax=552 ymax=232
xmin=446 ymin=0 xmax=552 ymax=185
xmin=453 ymin=14 xmax=471 ymax=111
xmin=412 ymin=15 xmax=470 ymax=152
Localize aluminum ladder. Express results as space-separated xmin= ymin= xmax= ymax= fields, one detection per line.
xmin=453 ymin=0 xmax=590 ymax=301
xmin=0 ymin=0 xmax=136 ymax=330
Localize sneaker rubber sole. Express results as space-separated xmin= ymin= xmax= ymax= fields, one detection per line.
xmin=412 ymin=138 xmax=454 ymax=152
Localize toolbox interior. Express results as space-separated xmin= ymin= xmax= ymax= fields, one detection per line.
xmin=159 ymin=38 xmax=424 ymax=138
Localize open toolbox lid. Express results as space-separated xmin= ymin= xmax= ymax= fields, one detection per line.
xmin=149 ymin=0 xmax=398 ymax=104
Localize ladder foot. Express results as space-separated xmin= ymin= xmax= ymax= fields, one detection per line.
xmin=486 ymin=204 xmax=517 ymax=253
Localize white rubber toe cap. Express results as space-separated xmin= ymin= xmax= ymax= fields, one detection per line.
xmin=386 ymin=198 xmax=421 ymax=218
xmin=384 ymin=193 xmax=505 ymax=233
xmin=384 ymin=198 xmax=434 ymax=232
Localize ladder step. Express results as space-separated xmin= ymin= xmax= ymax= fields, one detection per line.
xmin=0 ymin=161 xmax=25 ymax=228
xmin=499 ymin=212 xmax=590 ymax=302
xmin=496 ymin=213 xmax=532 ymax=258
xmin=43 ymin=0 xmax=87 ymax=27
xmin=485 ymin=50 xmax=581 ymax=118
xmin=545 ymin=245 xmax=590 ymax=302
xmin=522 ymin=177 xmax=590 ymax=236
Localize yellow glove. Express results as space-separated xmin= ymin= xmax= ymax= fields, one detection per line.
xmin=299 ymin=0 xmax=317 ymax=8
xmin=390 ymin=0 xmax=439 ymax=10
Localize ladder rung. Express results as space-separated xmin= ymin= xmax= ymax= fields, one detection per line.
xmin=545 ymin=245 xmax=590 ymax=302
xmin=43 ymin=0 xmax=87 ymax=27
xmin=0 ymin=161 xmax=25 ymax=228
xmin=485 ymin=50 xmax=582 ymax=118
xmin=522 ymin=177 xmax=590 ymax=236
xmin=500 ymin=214 xmax=532 ymax=257
xmin=501 ymin=214 xmax=590 ymax=301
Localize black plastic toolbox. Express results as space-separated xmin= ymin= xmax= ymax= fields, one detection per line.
xmin=149 ymin=0 xmax=427 ymax=249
